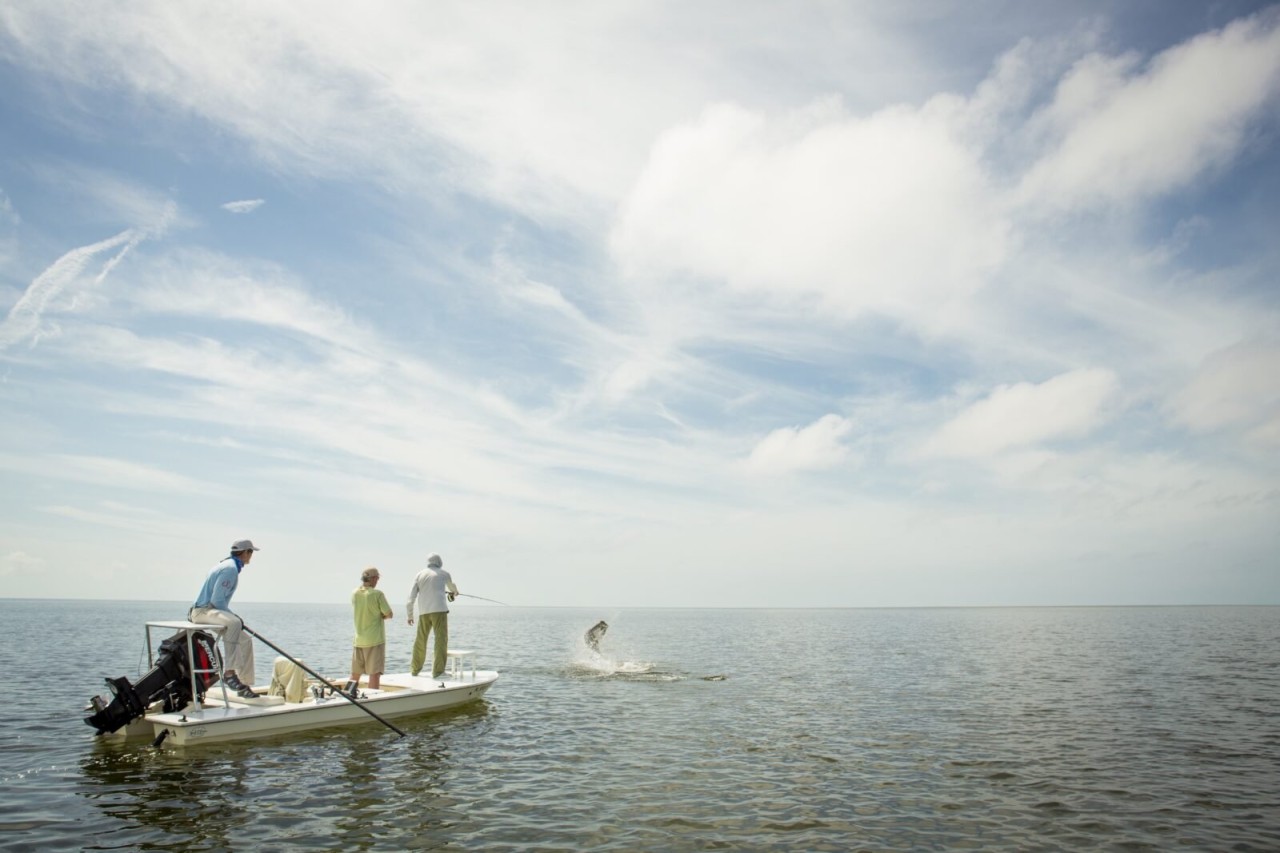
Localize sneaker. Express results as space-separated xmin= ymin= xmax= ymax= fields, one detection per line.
xmin=235 ymin=684 xmax=257 ymax=700
xmin=223 ymin=673 xmax=246 ymax=691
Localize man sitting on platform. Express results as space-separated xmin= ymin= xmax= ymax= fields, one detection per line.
xmin=189 ymin=539 xmax=260 ymax=700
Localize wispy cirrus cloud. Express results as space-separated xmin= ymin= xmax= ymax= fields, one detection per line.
xmin=0 ymin=452 xmax=207 ymax=493
xmin=0 ymin=166 xmax=177 ymax=351
xmin=0 ymin=188 xmax=18 ymax=226
xmin=0 ymin=227 xmax=153 ymax=351
xmin=221 ymin=198 xmax=264 ymax=214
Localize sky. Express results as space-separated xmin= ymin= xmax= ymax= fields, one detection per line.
xmin=1 ymin=1 xmax=1278 ymax=608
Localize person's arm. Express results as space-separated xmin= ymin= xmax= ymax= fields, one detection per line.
xmin=406 ymin=576 xmax=418 ymax=624
xmin=446 ymin=579 xmax=458 ymax=602
xmin=379 ymin=590 xmax=393 ymax=620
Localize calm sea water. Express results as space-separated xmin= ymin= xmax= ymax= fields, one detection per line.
xmin=0 ymin=600 xmax=1276 ymax=851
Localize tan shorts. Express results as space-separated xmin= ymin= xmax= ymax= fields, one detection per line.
xmin=351 ymin=643 xmax=386 ymax=675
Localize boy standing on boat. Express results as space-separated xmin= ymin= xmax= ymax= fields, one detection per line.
xmin=189 ymin=539 xmax=259 ymax=700
xmin=351 ymin=567 xmax=393 ymax=689
xmin=406 ymin=553 xmax=458 ymax=679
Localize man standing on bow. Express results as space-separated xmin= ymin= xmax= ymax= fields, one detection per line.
xmin=406 ymin=553 xmax=458 ymax=679
xmin=189 ymin=539 xmax=260 ymax=700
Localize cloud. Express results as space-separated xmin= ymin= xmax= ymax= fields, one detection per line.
xmin=1016 ymin=12 xmax=1280 ymax=211
xmin=986 ymin=447 xmax=1279 ymax=522
xmin=611 ymin=99 xmax=1008 ymax=324
xmin=29 ymin=162 xmax=183 ymax=230
xmin=40 ymin=500 xmax=196 ymax=539
xmin=0 ymin=452 xmax=206 ymax=492
xmin=0 ymin=2 xmax=702 ymax=226
xmin=126 ymin=249 xmax=358 ymax=346
xmin=745 ymin=413 xmax=854 ymax=474
xmin=0 ymin=188 xmax=19 ymax=226
xmin=0 ymin=170 xmax=177 ymax=351
xmin=0 ymin=189 xmax=17 ymax=268
xmin=0 ymin=228 xmax=147 ymax=350
xmin=1170 ymin=340 xmax=1280 ymax=443
xmin=922 ymin=368 xmax=1121 ymax=459
xmin=2 ymin=550 xmax=44 ymax=578
xmin=221 ymin=198 xmax=265 ymax=214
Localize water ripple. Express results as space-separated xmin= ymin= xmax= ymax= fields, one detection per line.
xmin=2 ymin=603 xmax=1279 ymax=850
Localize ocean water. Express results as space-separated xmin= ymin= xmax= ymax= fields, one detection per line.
xmin=0 ymin=600 xmax=1277 ymax=851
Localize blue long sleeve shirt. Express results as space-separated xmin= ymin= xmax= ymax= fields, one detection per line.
xmin=192 ymin=555 xmax=243 ymax=611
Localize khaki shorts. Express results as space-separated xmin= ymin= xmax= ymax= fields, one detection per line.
xmin=351 ymin=643 xmax=386 ymax=675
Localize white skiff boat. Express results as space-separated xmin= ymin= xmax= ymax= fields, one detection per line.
xmin=84 ymin=620 xmax=498 ymax=747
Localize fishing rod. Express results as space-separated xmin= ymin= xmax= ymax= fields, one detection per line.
xmin=242 ymin=623 xmax=407 ymax=738
xmin=453 ymin=592 xmax=508 ymax=606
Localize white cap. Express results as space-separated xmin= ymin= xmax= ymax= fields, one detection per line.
xmin=231 ymin=539 xmax=260 ymax=552
xmin=426 ymin=553 xmax=442 ymax=567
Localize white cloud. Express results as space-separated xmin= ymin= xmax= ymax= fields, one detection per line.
xmin=0 ymin=2 xmax=730 ymax=226
xmin=1 ymin=550 xmax=44 ymax=577
xmin=0 ymin=189 xmax=17 ymax=269
xmin=922 ymin=367 xmax=1121 ymax=459
xmin=0 ymin=452 xmax=205 ymax=493
xmin=0 ymin=188 xmax=19 ymax=225
xmin=1170 ymin=340 xmax=1280 ymax=439
xmin=611 ymin=99 xmax=1008 ymax=324
xmin=127 ymin=249 xmax=358 ymax=346
xmin=1016 ymin=12 xmax=1280 ymax=211
xmin=0 ymin=170 xmax=177 ymax=350
xmin=745 ymin=413 xmax=854 ymax=474
xmin=221 ymin=198 xmax=265 ymax=214
xmin=0 ymin=227 xmax=147 ymax=350
xmin=29 ymin=162 xmax=182 ymax=230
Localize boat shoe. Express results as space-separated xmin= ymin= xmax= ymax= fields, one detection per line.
xmin=222 ymin=674 xmax=258 ymax=700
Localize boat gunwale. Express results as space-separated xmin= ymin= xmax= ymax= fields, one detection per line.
xmin=150 ymin=670 xmax=500 ymax=728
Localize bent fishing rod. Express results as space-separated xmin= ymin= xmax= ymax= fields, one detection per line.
xmin=242 ymin=623 xmax=407 ymax=738
xmin=453 ymin=592 xmax=508 ymax=606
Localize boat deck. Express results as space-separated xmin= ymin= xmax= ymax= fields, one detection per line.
xmin=142 ymin=669 xmax=499 ymax=745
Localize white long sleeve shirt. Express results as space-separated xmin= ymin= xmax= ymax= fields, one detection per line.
xmin=406 ymin=566 xmax=457 ymax=617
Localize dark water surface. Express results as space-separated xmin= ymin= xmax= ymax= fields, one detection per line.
xmin=1 ymin=601 xmax=1277 ymax=851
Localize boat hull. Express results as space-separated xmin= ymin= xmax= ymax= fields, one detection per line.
xmin=145 ymin=670 xmax=498 ymax=746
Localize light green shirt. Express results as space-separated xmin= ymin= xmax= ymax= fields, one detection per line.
xmin=352 ymin=586 xmax=392 ymax=648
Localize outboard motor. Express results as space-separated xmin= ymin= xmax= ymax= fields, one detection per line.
xmin=84 ymin=631 xmax=221 ymax=735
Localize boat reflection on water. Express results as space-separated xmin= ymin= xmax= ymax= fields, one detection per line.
xmin=78 ymin=737 xmax=251 ymax=849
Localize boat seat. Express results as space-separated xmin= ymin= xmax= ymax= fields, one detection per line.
xmin=446 ymin=649 xmax=477 ymax=680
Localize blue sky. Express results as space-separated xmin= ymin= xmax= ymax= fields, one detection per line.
xmin=1 ymin=2 xmax=1277 ymax=607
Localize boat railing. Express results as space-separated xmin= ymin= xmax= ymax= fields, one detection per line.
xmin=144 ymin=620 xmax=232 ymax=710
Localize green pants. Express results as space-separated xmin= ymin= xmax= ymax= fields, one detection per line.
xmin=411 ymin=612 xmax=449 ymax=677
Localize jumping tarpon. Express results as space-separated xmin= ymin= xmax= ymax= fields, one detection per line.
xmin=584 ymin=620 xmax=608 ymax=652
